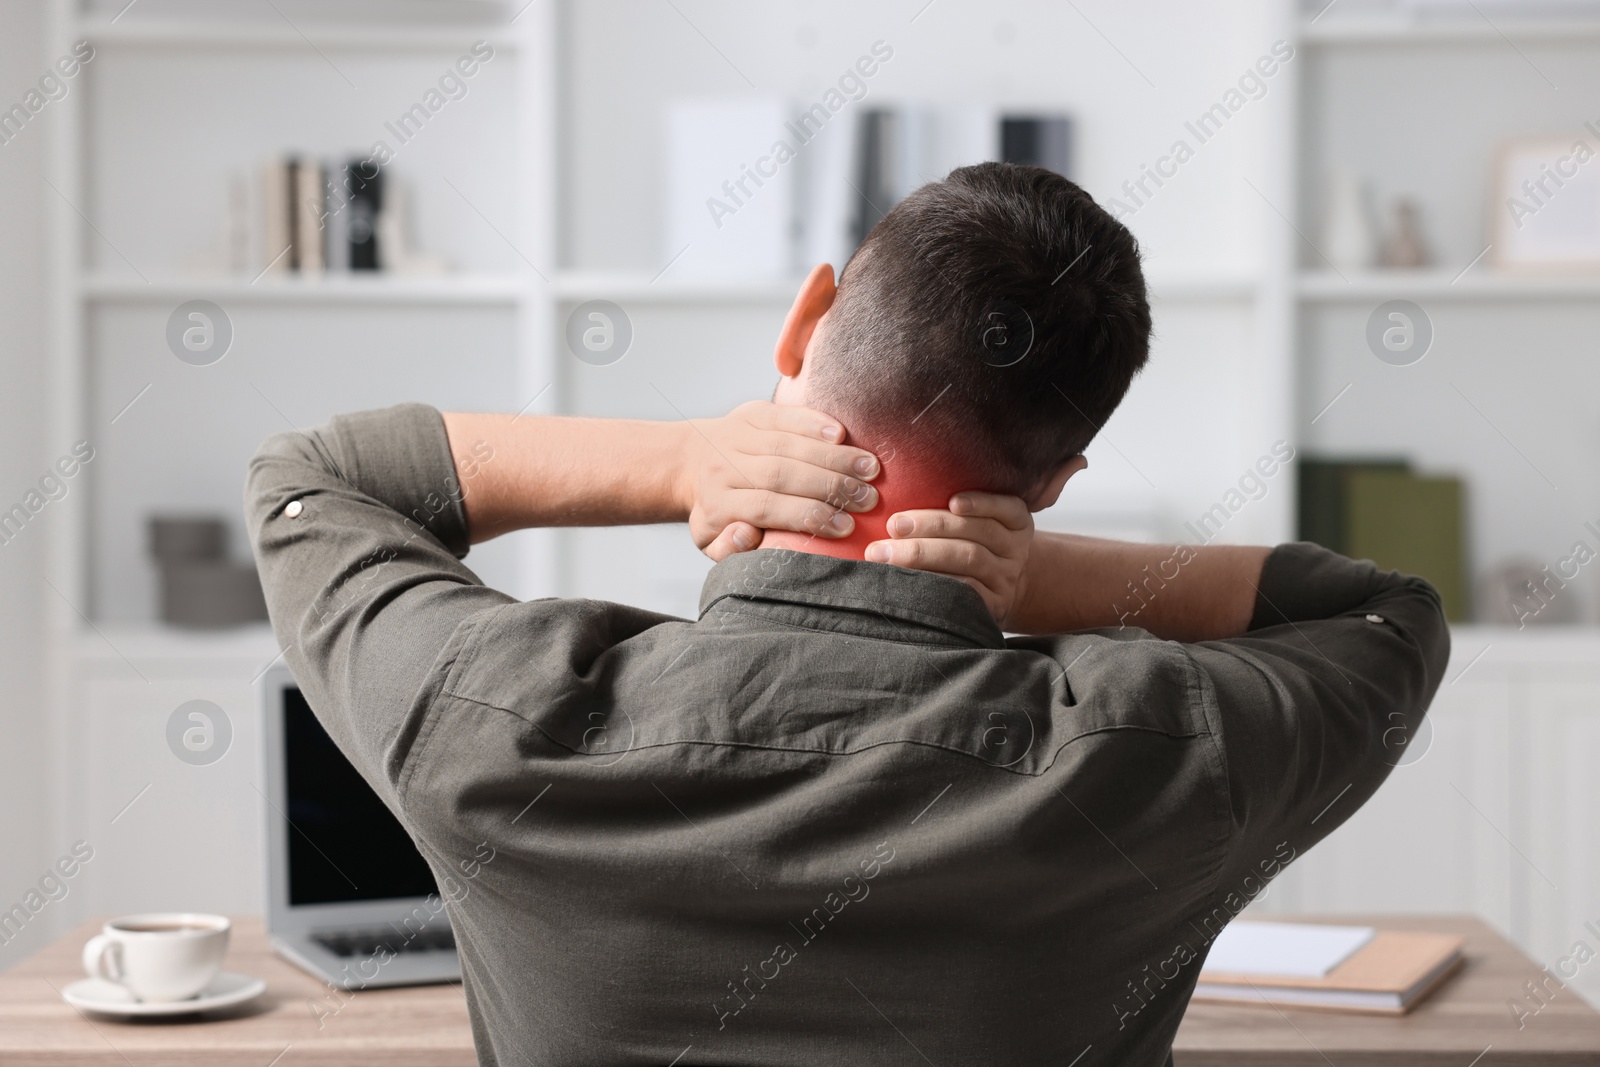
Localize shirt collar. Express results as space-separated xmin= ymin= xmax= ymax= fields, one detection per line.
xmin=698 ymin=549 xmax=1005 ymax=649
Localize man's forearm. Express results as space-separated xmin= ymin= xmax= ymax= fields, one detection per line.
xmin=1012 ymin=533 xmax=1270 ymax=642
xmin=442 ymin=413 xmax=687 ymax=543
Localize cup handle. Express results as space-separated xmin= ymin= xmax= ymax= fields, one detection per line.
xmin=82 ymin=934 xmax=124 ymax=982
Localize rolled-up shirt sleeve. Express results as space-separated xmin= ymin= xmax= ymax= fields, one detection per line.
xmin=1186 ymin=541 xmax=1451 ymax=881
xmin=244 ymin=403 xmax=512 ymax=810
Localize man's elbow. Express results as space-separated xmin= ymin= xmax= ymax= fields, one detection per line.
xmin=1387 ymin=573 xmax=1451 ymax=721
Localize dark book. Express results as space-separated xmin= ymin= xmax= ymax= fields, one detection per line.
xmin=346 ymin=159 xmax=384 ymax=271
xmin=1000 ymin=115 xmax=1073 ymax=178
xmin=852 ymin=109 xmax=899 ymax=246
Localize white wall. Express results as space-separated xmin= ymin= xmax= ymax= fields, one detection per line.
xmin=0 ymin=0 xmax=59 ymax=966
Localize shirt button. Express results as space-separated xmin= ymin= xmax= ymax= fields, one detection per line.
xmin=1365 ymin=613 xmax=1384 ymax=624
xmin=284 ymin=499 xmax=304 ymax=518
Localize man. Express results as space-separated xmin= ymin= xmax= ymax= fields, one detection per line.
xmin=247 ymin=163 xmax=1448 ymax=1066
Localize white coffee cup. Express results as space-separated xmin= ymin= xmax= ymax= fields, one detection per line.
xmin=81 ymin=913 xmax=230 ymax=1003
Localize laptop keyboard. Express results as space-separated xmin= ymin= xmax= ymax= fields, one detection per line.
xmin=311 ymin=925 xmax=457 ymax=958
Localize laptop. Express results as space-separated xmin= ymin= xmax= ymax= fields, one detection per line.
xmin=259 ymin=665 xmax=461 ymax=988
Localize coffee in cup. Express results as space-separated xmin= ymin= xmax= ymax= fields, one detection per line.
xmin=81 ymin=913 xmax=229 ymax=1002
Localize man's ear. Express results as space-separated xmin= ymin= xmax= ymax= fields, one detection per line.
xmin=1025 ymin=455 xmax=1088 ymax=512
xmin=774 ymin=263 xmax=837 ymax=378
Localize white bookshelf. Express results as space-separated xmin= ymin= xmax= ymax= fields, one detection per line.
xmin=41 ymin=0 xmax=1305 ymax=859
xmin=83 ymin=274 xmax=526 ymax=304
xmin=552 ymin=271 xmax=802 ymax=305
xmin=552 ymin=270 xmax=1261 ymax=305
xmin=37 ymin=0 xmax=1600 ymax=985
xmin=1299 ymin=269 xmax=1600 ymax=300
xmin=1300 ymin=14 xmax=1600 ymax=44
xmin=1282 ymin=6 xmax=1600 ymax=1000
xmin=48 ymin=0 xmax=556 ymax=620
xmin=74 ymin=21 xmax=521 ymax=51
xmin=1294 ymin=3 xmax=1600 ymax=627
xmin=42 ymin=0 xmax=558 ymax=925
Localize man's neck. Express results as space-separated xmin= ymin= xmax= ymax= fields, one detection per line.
xmin=760 ymin=451 xmax=965 ymax=561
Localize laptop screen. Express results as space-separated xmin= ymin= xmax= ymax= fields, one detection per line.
xmin=282 ymin=686 xmax=438 ymax=906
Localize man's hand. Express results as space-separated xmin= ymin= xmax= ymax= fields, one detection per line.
xmin=678 ymin=401 xmax=882 ymax=562
xmin=864 ymin=492 xmax=1034 ymax=628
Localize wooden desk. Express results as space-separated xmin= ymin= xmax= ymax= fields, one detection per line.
xmin=1173 ymin=916 xmax=1600 ymax=1066
xmin=2 ymin=915 xmax=1596 ymax=1065
xmin=0 ymin=916 xmax=475 ymax=1067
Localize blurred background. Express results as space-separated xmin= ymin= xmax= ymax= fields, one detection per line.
xmin=1 ymin=0 xmax=1597 ymax=1007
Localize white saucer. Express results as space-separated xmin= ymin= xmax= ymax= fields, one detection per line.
xmin=61 ymin=971 xmax=267 ymax=1017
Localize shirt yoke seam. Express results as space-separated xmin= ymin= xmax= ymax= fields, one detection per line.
xmin=703 ymin=593 xmax=999 ymax=648
xmin=433 ymin=684 xmax=1208 ymax=779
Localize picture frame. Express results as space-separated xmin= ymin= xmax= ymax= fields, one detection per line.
xmin=1491 ymin=133 xmax=1600 ymax=273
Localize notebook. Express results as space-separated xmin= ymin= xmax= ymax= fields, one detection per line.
xmin=1194 ymin=922 xmax=1466 ymax=1015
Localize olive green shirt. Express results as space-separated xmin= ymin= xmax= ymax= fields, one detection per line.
xmin=246 ymin=403 xmax=1449 ymax=1067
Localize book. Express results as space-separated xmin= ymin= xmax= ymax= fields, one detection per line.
xmin=259 ymin=157 xmax=292 ymax=276
xmin=256 ymin=156 xmax=327 ymax=275
xmin=292 ymin=157 xmax=325 ymax=275
xmin=1000 ymin=114 xmax=1073 ymax=178
xmin=851 ymin=106 xmax=939 ymax=245
xmin=797 ymin=106 xmax=861 ymax=275
xmin=666 ymin=100 xmax=1074 ymax=279
xmin=1195 ymin=922 xmax=1466 ymax=1015
xmin=346 ymin=159 xmax=383 ymax=271
xmin=798 ymin=102 xmax=998 ymax=275
xmin=1203 ymin=920 xmax=1376 ymax=978
xmin=1296 ymin=457 xmax=1468 ymax=621
xmin=322 ymin=160 xmax=349 ymax=273
xmin=1345 ymin=469 xmax=1469 ymax=621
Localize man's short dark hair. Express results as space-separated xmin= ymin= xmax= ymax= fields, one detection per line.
xmin=812 ymin=162 xmax=1152 ymax=495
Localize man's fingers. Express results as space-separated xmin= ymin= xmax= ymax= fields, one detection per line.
xmin=739 ymin=399 xmax=848 ymax=445
xmin=703 ymin=521 xmax=761 ymax=562
xmin=718 ymin=489 xmax=855 ymax=539
xmin=865 ymin=537 xmax=1004 ymax=588
xmin=884 ymin=510 xmax=1014 ymax=554
xmin=753 ymin=432 xmax=880 ymax=480
xmin=730 ymin=401 xmax=878 ymax=478
xmin=744 ymin=456 xmax=878 ymax=512
xmin=949 ymin=491 xmax=1032 ymax=531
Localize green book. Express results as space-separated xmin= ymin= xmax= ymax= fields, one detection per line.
xmin=1344 ymin=469 xmax=1469 ymax=622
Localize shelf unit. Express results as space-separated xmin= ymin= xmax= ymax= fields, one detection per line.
xmin=82 ymin=274 xmax=526 ymax=304
xmin=1293 ymin=3 xmax=1600 ymax=628
xmin=46 ymin=0 xmax=1308 ymax=628
xmin=1298 ymin=269 xmax=1600 ymax=299
xmin=41 ymin=0 xmax=559 ymax=923
xmin=46 ymin=0 xmax=557 ymax=615
xmin=1300 ymin=14 xmax=1600 ymax=44
xmin=73 ymin=20 xmax=522 ymax=50
xmin=1281 ymin=8 xmax=1600 ymax=1001
xmin=38 ymin=0 xmax=1600 ymax=977
xmin=550 ymin=270 xmax=1262 ymax=305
